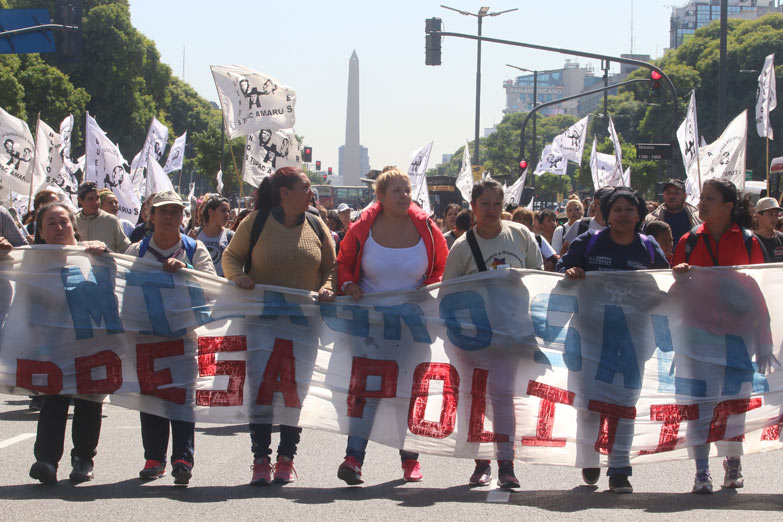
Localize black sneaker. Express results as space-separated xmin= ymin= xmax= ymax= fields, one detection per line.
xmin=609 ymin=474 xmax=633 ymax=494
xmin=171 ymin=460 xmax=192 ymax=486
xmin=30 ymin=461 xmax=57 ymax=485
xmin=497 ymin=461 xmax=520 ymax=489
xmin=69 ymin=456 xmax=94 ymax=483
xmin=468 ymin=460 xmax=492 ymax=486
xmin=582 ymin=468 xmax=600 ymax=485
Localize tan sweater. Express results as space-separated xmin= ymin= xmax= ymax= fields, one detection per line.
xmin=222 ymin=210 xmax=336 ymax=293
xmin=75 ymin=209 xmax=131 ymax=254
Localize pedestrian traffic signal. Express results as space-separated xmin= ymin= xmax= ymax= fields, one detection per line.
xmin=316 ymin=160 xmax=321 ymax=171
xmin=303 ymin=146 xmax=312 ymax=163
xmin=425 ymin=18 xmax=442 ymax=66
xmin=650 ymin=70 xmax=662 ymax=98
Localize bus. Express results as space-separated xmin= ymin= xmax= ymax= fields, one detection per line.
xmin=312 ymin=185 xmax=374 ymax=210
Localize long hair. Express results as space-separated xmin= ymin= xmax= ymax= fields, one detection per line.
xmin=254 ymin=167 xmax=304 ymax=210
xmin=702 ymin=178 xmax=752 ymax=229
xmin=34 ymin=202 xmax=79 ymax=244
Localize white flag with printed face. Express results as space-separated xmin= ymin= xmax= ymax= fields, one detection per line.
xmin=164 ymin=131 xmax=187 ymax=174
xmin=0 ymin=106 xmax=35 ymax=194
xmin=690 ymin=110 xmax=747 ymax=193
xmin=408 ymin=141 xmax=433 ymax=215
xmin=242 ymin=127 xmax=300 ymax=187
xmin=145 ymin=149 xmax=175 ymax=197
xmin=130 ymin=117 xmax=169 ymax=172
xmin=59 ymin=114 xmax=74 ymax=161
xmin=504 ymin=168 xmax=527 ymax=207
xmin=534 ymin=143 xmax=568 ymax=176
xmin=85 ymin=113 xmax=140 ymax=223
xmin=33 ymin=118 xmax=64 ymax=194
xmin=677 ymin=90 xmax=700 ymax=175
xmin=455 ymin=142 xmax=473 ymax=204
xmin=552 ymin=115 xmax=589 ymax=164
xmin=211 ymin=65 xmax=296 ymax=140
xmin=590 ymin=138 xmax=621 ymax=189
xmin=216 ymin=169 xmax=223 ymax=194
xmin=756 ymin=53 xmax=777 ymax=139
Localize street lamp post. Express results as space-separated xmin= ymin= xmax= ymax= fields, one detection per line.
xmin=441 ymin=5 xmax=517 ymax=170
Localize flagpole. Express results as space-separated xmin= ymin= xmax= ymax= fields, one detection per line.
xmin=28 ymin=113 xmax=40 ymax=214
xmin=696 ymin=145 xmax=702 ymax=194
xmin=220 ymin=117 xmax=244 ymax=210
xmin=766 ymin=136 xmax=770 ymax=195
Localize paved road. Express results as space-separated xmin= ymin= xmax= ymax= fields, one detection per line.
xmin=1 ymin=393 xmax=782 ymax=521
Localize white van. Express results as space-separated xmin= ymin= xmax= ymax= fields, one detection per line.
xmin=742 ymin=180 xmax=766 ymax=205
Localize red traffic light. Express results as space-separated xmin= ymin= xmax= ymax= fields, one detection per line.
xmin=519 ymin=160 xmax=527 ymax=170
xmin=322 ymin=173 xmax=326 ymax=180
xmin=650 ymin=70 xmax=662 ymax=80
xmin=328 ymin=167 xmax=333 ymax=175
xmin=316 ymin=160 xmax=321 ymax=171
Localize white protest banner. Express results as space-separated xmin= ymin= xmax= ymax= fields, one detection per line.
xmin=408 ymin=141 xmax=433 ymax=215
xmin=242 ymin=128 xmax=300 ymax=187
xmin=59 ymin=114 xmax=74 ymax=161
xmin=552 ymin=115 xmax=589 ymax=164
xmin=504 ymin=168 xmax=527 ymax=207
xmin=2 ymin=249 xmax=783 ymax=466
xmin=216 ymin=169 xmax=223 ymax=194
xmin=163 ymin=131 xmax=187 ymax=174
xmin=756 ymin=53 xmax=777 ymax=139
xmin=622 ymin=166 xmax=631 ymax=187
xmin=677 ymin=90 xmax=700 ymax=177
xmin=589 ymin=138 xmax=620 ymax=189
xmin=84 ymin=113 xmax=141 ymax=223
xmin=690 ymin=110 xmax=748 ymax=192
xmin=0 ymin=106 xmax=35 ymax=194
xmin=455 ymin=142 xmax=473 ymax=204
xmin=211 ymin=65 xmax=296 ymax=139
xmin=534 ymin=144 xmax=567 ymax=176
xmin=145 ymin=149 xmax=175 ymax=197
xmin=608 ymin=116 xmax=624 ymax=181
xmin=32 ymin=117 xmax=64 ymax=194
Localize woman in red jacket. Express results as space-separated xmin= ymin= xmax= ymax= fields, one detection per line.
xmin=336 ymin=166 xmax=448 ymax=486
xmin=671 ymin=178 xmax=768 ymax=494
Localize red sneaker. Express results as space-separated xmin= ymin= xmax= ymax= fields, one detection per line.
xmin=273 ymin=456 xmax=297 ymax=484
xmin=139 ymin=459 xmax=166 ymax=480
xmin=337 ymin=456 xmax=364 ymax=485
xmin=469 ymin=460 xmax=492 ymax=486
xmin=250 ymin=457 xmax=272 ymax=486
xmin=402 ymin=459 xmax=423 ymax=482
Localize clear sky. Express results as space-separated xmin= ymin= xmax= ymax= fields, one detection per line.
xmin=128 ymin=0 xmax=673 ymax=175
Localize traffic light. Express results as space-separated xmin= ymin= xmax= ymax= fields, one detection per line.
xmin=322 ymin=173 xmax=327 ymax=180
xmin=316 ymin=160 xmax=321 ymax=171
xmin=53 ymin=0 xmax=83 ymax=62
xmin=302 ymin=146 xmax=312 ymax=163
xmin=519 ymin=160 xmax=528 ymax=173
xmin=328 ymin=167 xmax=333 ymax=176
xmin=425 ymin=18 xmax=442 ymax=66
xmin=650 ymin=70 xmax=662 ymax=98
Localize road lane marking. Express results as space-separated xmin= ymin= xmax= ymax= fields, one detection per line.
xmin=486 ymin=489 xmax=510 ymax=503
xmin=0 ymin=433 xmax=35 ymax=449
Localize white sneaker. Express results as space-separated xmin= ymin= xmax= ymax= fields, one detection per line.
xmin=692 ymin=470 xmax=713 ymax=494
xmin=723 ymin=457 xmax=744 ymax=488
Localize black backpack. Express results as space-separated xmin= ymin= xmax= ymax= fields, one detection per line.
xmin=576 ymin=217 xmax=592 ymax=236
xmin=243 ymin=208 xmax=325 ymax=274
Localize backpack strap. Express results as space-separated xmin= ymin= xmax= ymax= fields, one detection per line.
xmin=244 ymin=208 xmax=271 ymax=274
xmin=138 ymin=234 xmax=151 ymax=258
xmin=638 ymin=233 xmax=656 ymax=264
xmin=577 ymin=217 xmax=591 ymax=236
xmin=583 ymin=228 xmax=605 ymax=258
xmin=535 ymin=235 xmax=542 ymax=248
xmin=742 ymin=228 xmax=764 ymax=263
xmin=465 ymin=229 xmax=487 ymax=272
xmin=683 ymin=225 xmax=702 ymax=264
xmin=180 ymin=234 xmax=197 ymax=263
xmin=304 ymin=212 xmax=325 ymax=244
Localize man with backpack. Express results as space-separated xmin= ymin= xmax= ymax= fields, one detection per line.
xmin=124 ymin=190 xmax=215 ymax=486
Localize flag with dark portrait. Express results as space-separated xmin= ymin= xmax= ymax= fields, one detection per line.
xmin=242 ymin=127 xmax=301 ymax=187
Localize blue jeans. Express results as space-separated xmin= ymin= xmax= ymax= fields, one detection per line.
xmin=345 ymin=435 xmax=418 ymax=465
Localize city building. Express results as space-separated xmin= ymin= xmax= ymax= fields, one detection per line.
xmin=339 ymin=50 xmax=371 ymax=185
xmin=503 ymin=55 xmax=650 ymax=119
xmin=670 ymin=0 xmax=783 ymax=49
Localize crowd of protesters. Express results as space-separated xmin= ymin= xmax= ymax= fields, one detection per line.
xmin=0 ymin=166 xmax=779 ymax=495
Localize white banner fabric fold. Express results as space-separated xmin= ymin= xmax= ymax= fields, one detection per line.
xmin=608 ymin=116 xmax=624 ymax=179
xmin=2 ymin=249 xmax=783 ymax=466
xmin=130 ymin=117 xmax=169 ymax=172
xmin=552 ymin=115 xmax=589 ymax=164
xmin=216 ymin=169 xmax=223 ymax=194
xmin=689 ymin=110 xmax=748 ymax=193
xmin=163 ymin=132 xmax=187 ymax=174
xmin=242 ymin=128 xmax=301 ymax=187
xmin=408 ymin=142 xmax=433 ymax=215
xmin=756 ymin=53 xmax=777 ymax=139
xmin=677 ymin=90 xmax=700 ymax=176
xmin=504 ymin=168 xmax=527 ymax=207
xmin=455 ymin=142 xmax=473 ymax=204
xmin=33 ymin=118 xmax=64 ymax=194
xmin=0 ymin=106 xmax=36 ymax=194
xmin=211 ymin=65 xmax=296 ymax=139
xmin=145 ymin=150 xmax=175 ymax=197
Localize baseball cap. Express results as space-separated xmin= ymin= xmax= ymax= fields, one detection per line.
xmin=149 ymin=190 xmax=185 ymax=209
xmin=755 ymin=196 xmax=783 ymax=213
xmin=337 ymin=203 xmax=352 ymax=213
xmin=663 ymin=178 xmax=686 ymax=191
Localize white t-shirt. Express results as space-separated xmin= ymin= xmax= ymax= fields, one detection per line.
xmin=359 ymin=231 xmax=428 ymax=294
xmin=562 ymin=217 xmax=606 ymax=246
xmin=125 ymin=236 xmax=216 ymax=275
xmin=551 ymin=223 xmax=571 ymax=253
